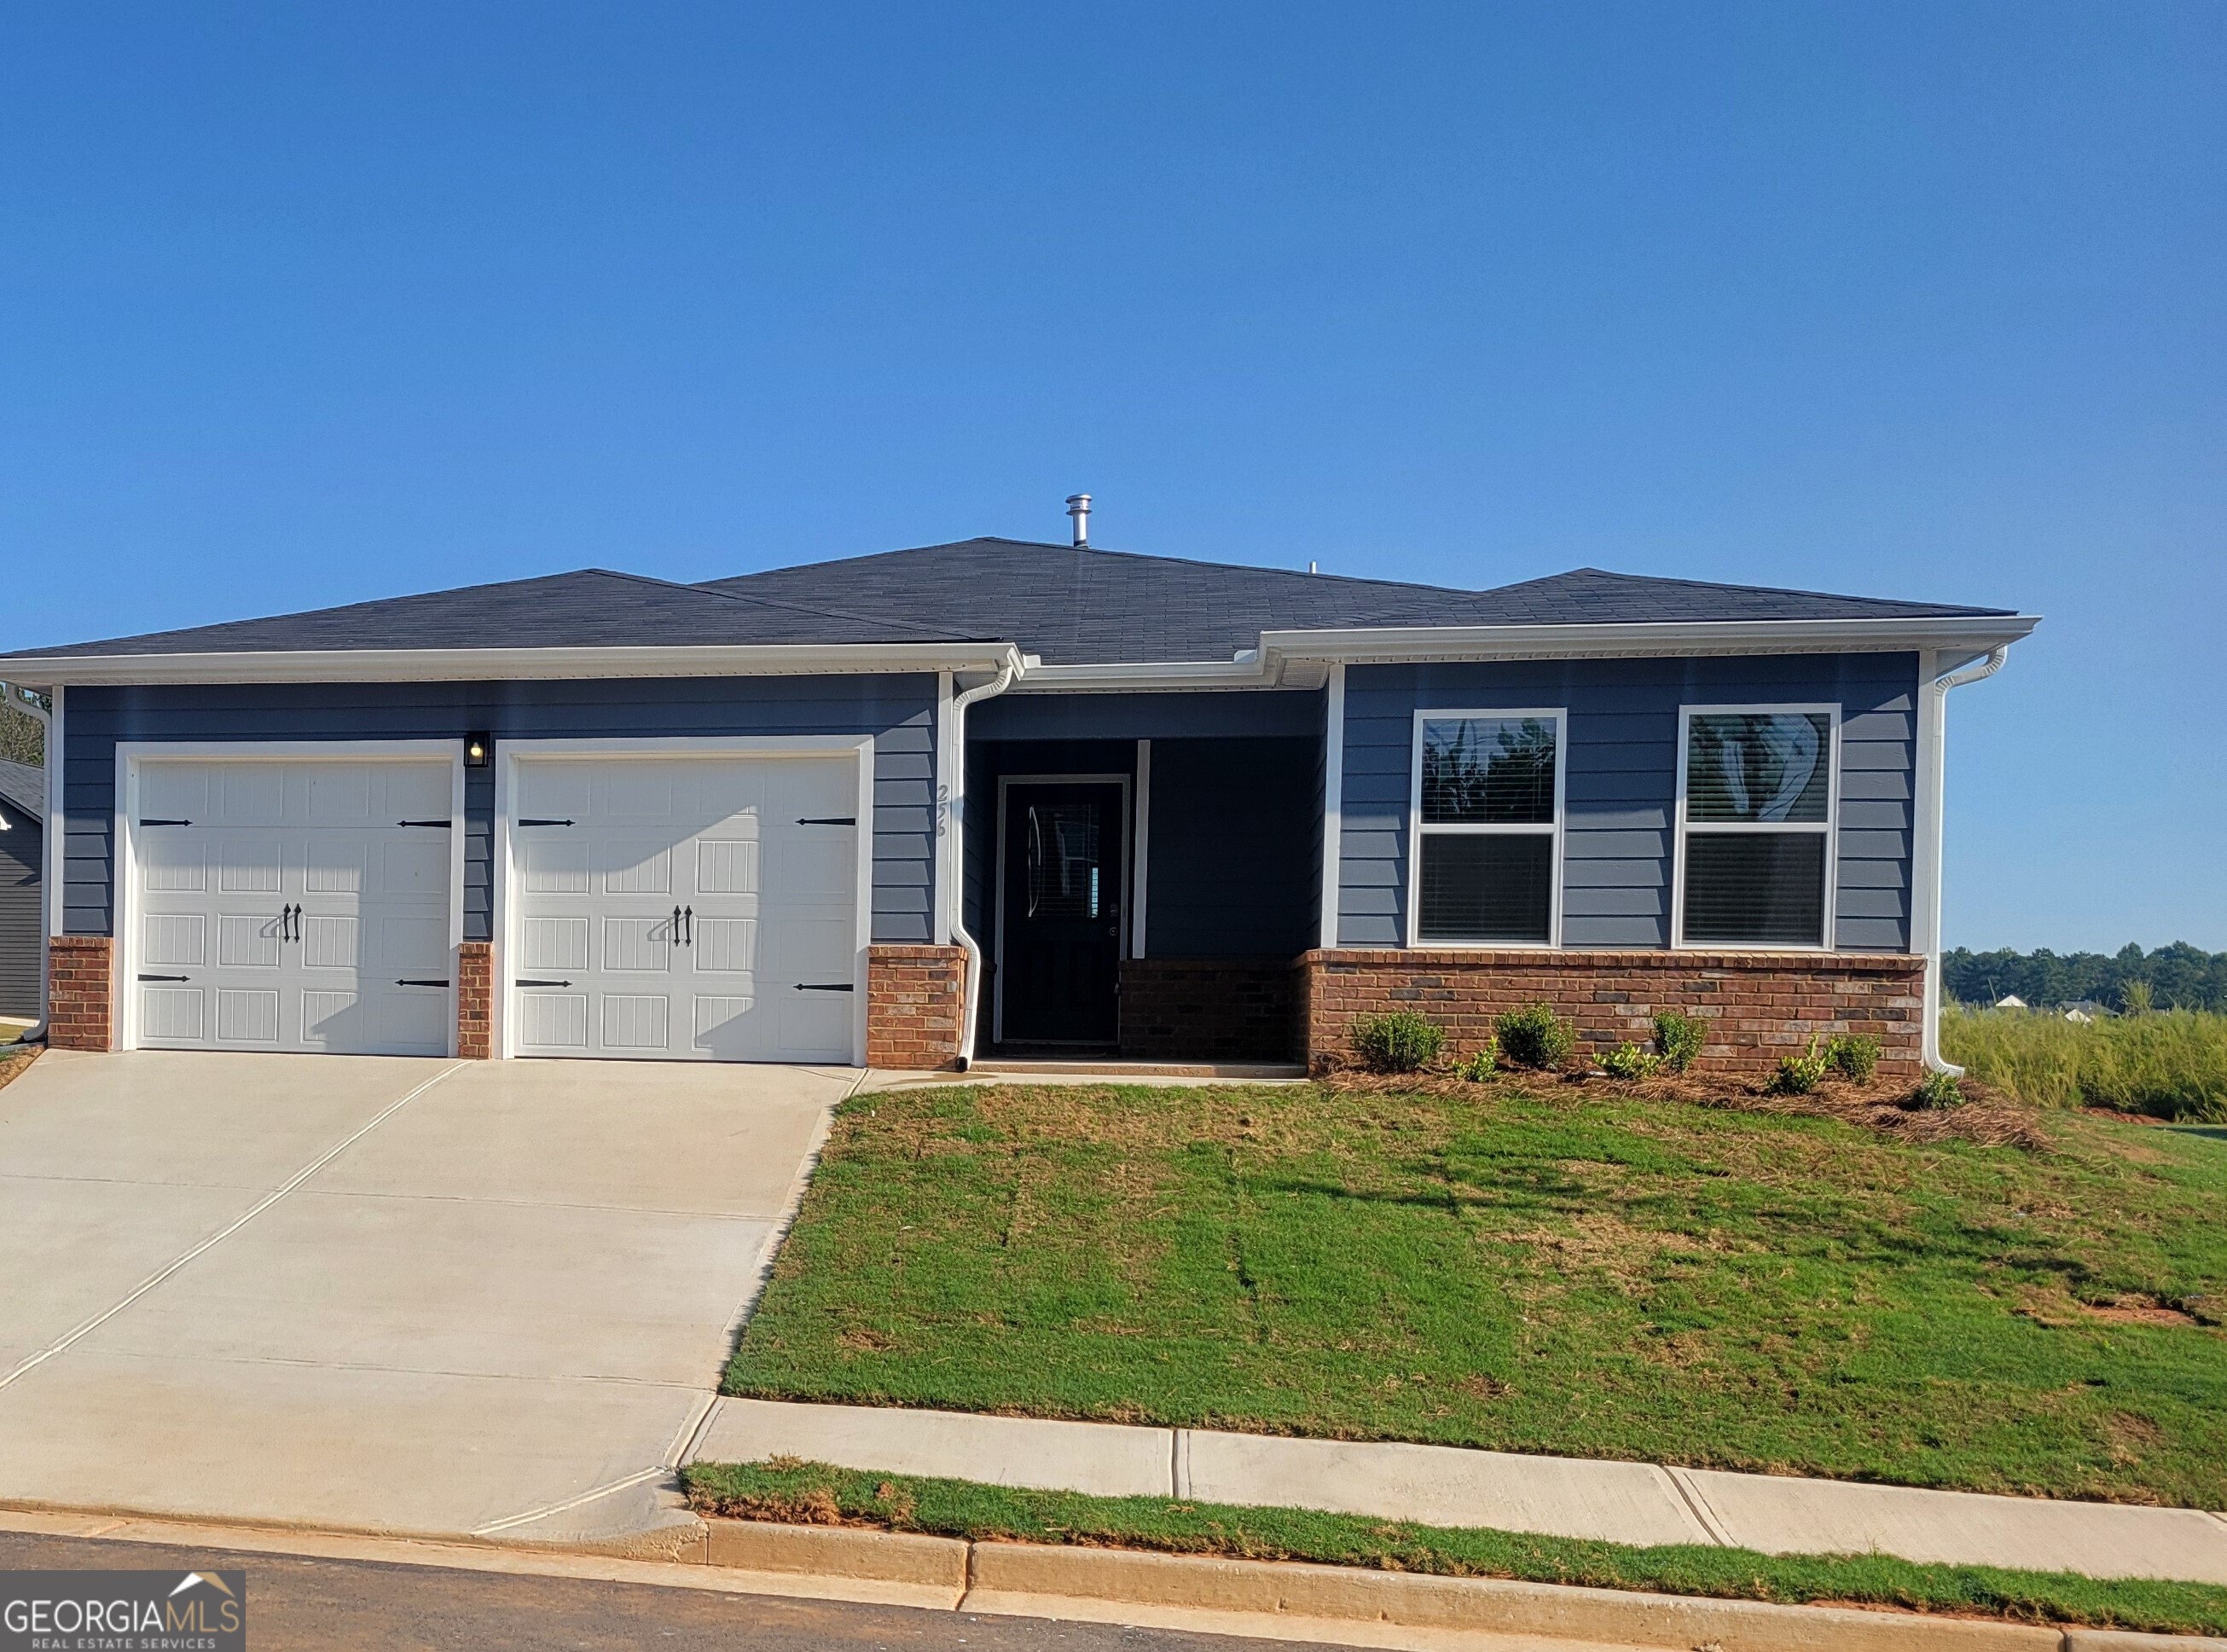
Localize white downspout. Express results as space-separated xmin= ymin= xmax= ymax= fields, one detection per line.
xmin=942 ymin=653 xmax=1020 ymax=1070
xmin=0 ymin=683 xmax=54 ymax=1044
xmin=1915 ymin=646 xmax=2009 ymax=1074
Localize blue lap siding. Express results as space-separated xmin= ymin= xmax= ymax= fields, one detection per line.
xmin=1336 ymin=654 xmax=1917 ymax=952
xmin=61 ymin=676 xmax=939 ymax=944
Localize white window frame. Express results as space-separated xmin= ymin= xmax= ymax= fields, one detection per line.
xmin=1672 ymin=702 xmax=1842 ymax=953
xmin=1404 ymin=708 xmax=1566 ymax=950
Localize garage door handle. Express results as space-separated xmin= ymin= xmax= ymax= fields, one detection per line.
xmin=518 ymin=817 xmax=575 ymax=827
xmin=795 ymin=982 xmax=855 ymax=993
xmin=139 ymin=818 xmax=192 ymax=826
xmin=516 ymin=978 xmax=573 ymax=988
xmin=396 ymin=977 xmax=450 ymax=988
xmin=138 ymin=973 xmax=190 ymax=983
xmin=797 ymin=816 xmax=855 ymax=826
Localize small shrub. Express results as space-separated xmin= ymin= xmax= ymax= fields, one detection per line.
xmin=1351 ymin=1010 xmax=1444 ymax=1074
xmin=1455 ymin=1040 xmax=1499 ymax=1081
xmin=1767 ymin=1037 xmax=1832 ymax=1096
xmin=1599 ymin=1042 xmax=1660 ymax=1081
xmin=1653 ymin=1010 xmax=1706 ymax=1073
xmin=1827 ymin=1034 xmax=1881 ymax=1083
xmin=1495 ymin=1004 xmax=1576 ymax=1070
xmin=1913 ymin=1068 xmax=1965 ymax=1110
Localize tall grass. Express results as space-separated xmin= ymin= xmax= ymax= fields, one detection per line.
xmin=1941 ymin=1006 xmax=2227 ymax=1121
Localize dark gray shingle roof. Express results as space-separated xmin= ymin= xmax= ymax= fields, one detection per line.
xmin=0 ymin=760 xmax=43 ymax=824
xmin=698 ymin=538 xmax=2016 ymax=664
xmin=3 ymin=537 xmax=2015 ymax=669
xmin=4 ymin=568 xmax=992 ymax=661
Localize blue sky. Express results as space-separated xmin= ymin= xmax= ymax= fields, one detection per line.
xmin=3 ymin=3 xmax=2219 ymax=952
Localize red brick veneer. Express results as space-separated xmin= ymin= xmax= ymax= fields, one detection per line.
xmin=1118 ymin=958 xmax=1300 ymax=1063
xmin=1299 ymin=948 xmax=1926 ymax=1079
xmin=456 ymin=941 xmax=494 ymax=1058
xmin=49 ymin=935 xmax=114 ymax=1052
xmin=867 ymin=944 xmax=969 ymax=1070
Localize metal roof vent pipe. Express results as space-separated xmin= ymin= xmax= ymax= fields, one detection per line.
xmin=1065 ymin=493 xmax=1091 ymax=547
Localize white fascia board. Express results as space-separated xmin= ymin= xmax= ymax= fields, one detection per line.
xmin=1257 ymin=613 xmax=2041 ymax=664
xmin=1 ymin=641 xmax=1025 ymax=688
xmin=1007 ymin=614 xmax=2039 ymax=691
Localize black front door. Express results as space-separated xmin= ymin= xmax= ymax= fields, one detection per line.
xmin=998 ymin=781 xmax=1125 ymax=1046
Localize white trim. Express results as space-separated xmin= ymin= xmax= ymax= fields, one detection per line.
xmin=1007 ymin=616 xmax=2041 ymax=692
xmin=495 ymin=733 xmax=879 ymax=1065
xmin=990 ymin=772 xmax=1132 ymax=1046
xmin=111 ymin=739 xmax=469 ymax=1055
xmin=45 ymin=685 xmax=63 ymax=966
xmin=1916 ymin=646 xmax=2009 ymax=1071
xmin=1319 ymin=664 xmax=1344 ymax=949
xmin=1132 ymin=740 xmax=1151 ymax=959
xmin=5 ymin=641 xmax=1024 ymax=689
xmin=1670 ymin=704 xmax=1842 ymax=953
xmin=2 ymin=620 xmax=2037 ymax=693
xmin=933 ymin=671 xmax=954 ymax=948
xmin=1403 ymin=709 xmax=1567 ymax=949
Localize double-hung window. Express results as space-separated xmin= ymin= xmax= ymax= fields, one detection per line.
xmin=1676 ymin=705 xmax=1838 ymax=948
xmin=1410 ymin=710 xmax=1563 ymax=946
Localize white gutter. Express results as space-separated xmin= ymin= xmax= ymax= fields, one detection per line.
xmin=0 ymin=683 xmax=53 ymax=1044
xmin=942 ymin=654 xmax=1023 ymax=1070
xmin=0 ymin=640 xmax=1022 ymax=687
xmin=1010 ymin=614 xmax=2040 ymax=692
xmin=1914 ymin=645 xmax=2010 ymax=1075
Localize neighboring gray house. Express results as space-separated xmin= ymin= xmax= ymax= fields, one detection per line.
xmin=0 ymin=519 xmax=2035 ymax=1074
xmin=0 ymin=760 xmax=43 ymax=1017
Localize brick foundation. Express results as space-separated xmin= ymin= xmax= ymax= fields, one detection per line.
xmin=1117 ymin=958 xmax=1301 ymax=1063
xmin=867 ymin=944 xmax=969 ymax=1070
xmin=456 ymin=941 xmax=494 ymax=1058
xmin=49 ymin=935 xmax=115 ymax=1052
xmin=1300 ymin=948 xmax=1927 ymax=1079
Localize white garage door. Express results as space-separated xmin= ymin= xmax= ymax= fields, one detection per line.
xmin=131 ymin=759 xmax=455 ymax=1055
xmin=507 ymin=755 xmax=860 ymax=1062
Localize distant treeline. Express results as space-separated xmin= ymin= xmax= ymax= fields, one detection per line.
xmin=1942 ymin=943 xmax=2227 ymax=1014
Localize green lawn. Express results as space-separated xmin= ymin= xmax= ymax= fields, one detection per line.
xmin=726 ymin=1081 xmax=2227 ymax=1509
xmin=681 ymin=1458 xmax=2227 ymax=1638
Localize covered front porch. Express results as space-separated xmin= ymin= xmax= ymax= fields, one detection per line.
xmin=960 ymin=687 xmax=1322 ymax=1064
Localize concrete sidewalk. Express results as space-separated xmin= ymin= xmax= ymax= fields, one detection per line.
xmin=692 ymin=1397 xmax=2227 ymax=1586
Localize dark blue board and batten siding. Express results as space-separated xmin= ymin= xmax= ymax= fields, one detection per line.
xmin=1337 ymin=654 xmax=1918 ymax=953
xmin=60 ymin=677 xmax=939 ymax=945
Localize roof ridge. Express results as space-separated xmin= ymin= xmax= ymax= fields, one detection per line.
xmin=589 ymin=567 xmax=976 ymax=641
xmin=1486 ymin=565 xmax=2013 ymax=617
xmin=706 ymin=535 xmax=1503 ymax=603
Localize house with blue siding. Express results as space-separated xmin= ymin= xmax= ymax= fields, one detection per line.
xmin=0 ymin=509 xmax=2035 ymax=1075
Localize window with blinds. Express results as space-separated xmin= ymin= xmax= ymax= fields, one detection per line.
xmin=1677 ymin=708 xmax=1836 ymax=948
xmin=1412 ymin=713 xmax=1563 ymax=945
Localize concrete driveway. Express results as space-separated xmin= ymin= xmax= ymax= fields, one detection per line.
xmin=0 ymin=1049 xmax=852 ymax=1543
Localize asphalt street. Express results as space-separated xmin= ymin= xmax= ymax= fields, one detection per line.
xmin=0 ymin=1532 xmax=1336 ymax=1652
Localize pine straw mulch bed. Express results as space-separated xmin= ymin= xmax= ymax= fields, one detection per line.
xmin=1317 ymin=1062 xmax=2053 ymax=1151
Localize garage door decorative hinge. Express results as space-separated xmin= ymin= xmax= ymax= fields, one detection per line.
xmin=797 ymin=816 xmax=856 ymax=826
xmin=515 ymin=977 xmax=573 ymax=988
xmin=795 ymin=982 xmax=855 ymax=992
xmin=397 ymin=819 xmax=450 ymax=828
xmin=137 ymin=973 xmax=190 ymax=982
xmin=517 ymin=817 xmax=575 ymax=827
xmin=138 ymin=818 xmax=191 ymax=826
xmin=395 ymin=978 xmax=450 ymax=988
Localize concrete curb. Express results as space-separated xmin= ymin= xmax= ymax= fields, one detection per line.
xmin=706 ymin=1519 xmax=2227 ymax=1650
